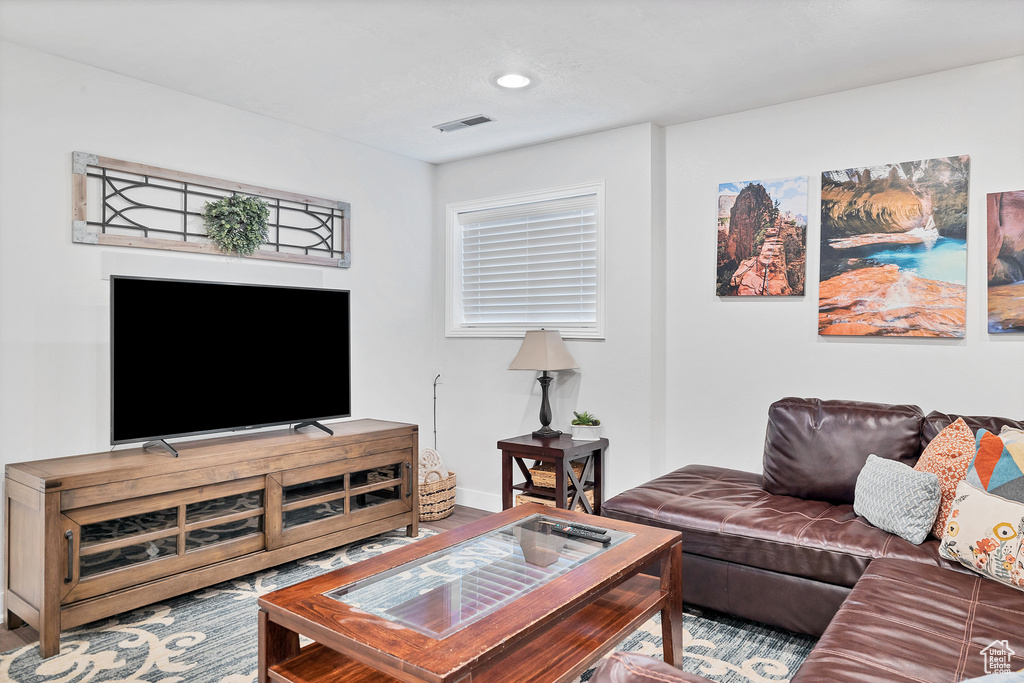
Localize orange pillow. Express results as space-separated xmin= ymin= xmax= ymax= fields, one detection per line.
xmin=914 ymin=417 xmax=975 ymax=538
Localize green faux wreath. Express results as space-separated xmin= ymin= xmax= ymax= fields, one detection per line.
xmin=202 ymin=195 xmax=270 ymax=256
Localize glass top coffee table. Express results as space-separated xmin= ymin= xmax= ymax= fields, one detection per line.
xmin=258 ymin=504 xmax=682 ymax=683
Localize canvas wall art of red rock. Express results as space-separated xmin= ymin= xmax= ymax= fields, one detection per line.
xmin=717 ymin=176 xmax=808 ymax=296
xmin=987 ymin=189 xmax=1024 ymax=333
xmin=818 ymin=156 xmax=970 ymax=337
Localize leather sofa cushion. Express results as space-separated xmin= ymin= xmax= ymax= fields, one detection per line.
xmin=762 ymin=397 xmax=924 ymax=504
xmin=793 ymin=558 xmax=1024 ymax=682
xmin=602 ymin=464 xmax=961 ymax=587
xmin=590 ymin=652 xmax=711 ymax=683
xmin=681 ymin=552 xmax=849 ymax=636
xmin=922 ymin=410 xmax=1024 ymax=453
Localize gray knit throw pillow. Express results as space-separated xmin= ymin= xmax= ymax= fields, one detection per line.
xmin=854 ymin=454 xmax=942 ymax=544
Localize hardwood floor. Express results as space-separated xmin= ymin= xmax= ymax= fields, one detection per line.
xmin=0 ymin=618 xmax=37 ymax=653
xmin=0 ymin=505 xmax=492 ymax=653
xmin=421 ymin=503 xmax=491 ymax=532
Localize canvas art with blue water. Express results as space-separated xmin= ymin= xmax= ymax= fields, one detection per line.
xmin=818 ymin=155 xmax=970 ymax=337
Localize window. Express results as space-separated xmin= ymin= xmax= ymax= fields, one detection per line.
xmin=446 ymin=182 xmax=604 ymax=338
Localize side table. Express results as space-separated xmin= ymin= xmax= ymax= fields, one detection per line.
xmin=499 ymin=434 xmax=608 ymax=514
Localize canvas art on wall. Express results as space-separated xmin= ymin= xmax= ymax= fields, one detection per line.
xmin=987 ymin=189 xmax=1024 ymax=333
xmin=818 ymin=155 xmax=970 ymax=337
xmin=717 ymin=176 xmax=808 ymax=296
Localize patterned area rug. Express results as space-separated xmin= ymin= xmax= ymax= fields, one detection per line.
xmin=1 ymin=529 xmax=815 ymax=682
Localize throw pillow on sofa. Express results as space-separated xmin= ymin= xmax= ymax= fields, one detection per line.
xmin=939 ymin=480 xmax=1024 ymax=591
xmin=914 ymin=417 xmax=976 ymax=538
xmin=1000 ymin=424 xmax=1024 ymax=443
xmin=854 ymin=454 xmax=942 ymax=545
xmin=967 ymin=429 xmax=1024 ymax=503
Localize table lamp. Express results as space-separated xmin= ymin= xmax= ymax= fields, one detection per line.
xmin=508 ymin=329 xmax=579 ymax=438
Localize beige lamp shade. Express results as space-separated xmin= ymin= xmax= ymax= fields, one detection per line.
xmin=508 ymin=329 xmax=579 ymax=371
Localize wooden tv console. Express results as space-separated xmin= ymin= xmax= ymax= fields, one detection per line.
xmin=4 ymin=419 xmax=418 ymax=658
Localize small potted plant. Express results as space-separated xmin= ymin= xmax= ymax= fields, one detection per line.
xmin=570 ymin=411 xmax=601 ymax=441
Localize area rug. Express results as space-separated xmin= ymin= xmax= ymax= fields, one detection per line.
xmin=1 ymin=529 xmax=815 ymax=683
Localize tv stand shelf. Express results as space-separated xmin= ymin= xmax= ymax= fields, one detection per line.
xmin=4 ymin=419 xmax=418 ymax=659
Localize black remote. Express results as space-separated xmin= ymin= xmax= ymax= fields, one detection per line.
xmin=539 ymin=519 xmax=608 ymax=535
xmin=550 ymin=523 xmax=611 ymax=545
xmin=561 ymin=522 xmax=608 ymax=535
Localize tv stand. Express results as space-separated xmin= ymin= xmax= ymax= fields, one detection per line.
xmin=293 ymin=420 xmax=334 ymax=435
xmin=4 ymin=419 xmax=418 ymax=659
xmin=142 ymin=438 xmax=179 ymax=457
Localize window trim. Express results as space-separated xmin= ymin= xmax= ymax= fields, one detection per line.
xmin=445 ymin=181 xmax=606 ymax=339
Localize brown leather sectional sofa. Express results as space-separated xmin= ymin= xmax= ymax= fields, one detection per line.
xmin=595 ymin=397 xmax=1024 ymax=683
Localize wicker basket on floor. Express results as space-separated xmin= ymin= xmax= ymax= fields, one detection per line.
xmin=419 ymin=471 xmax=456 ymax=521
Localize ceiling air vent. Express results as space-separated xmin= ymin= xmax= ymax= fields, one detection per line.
xmin=433 ymin=115 xmax=494 ymax=133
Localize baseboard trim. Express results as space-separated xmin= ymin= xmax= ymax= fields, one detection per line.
xmin=455 ymin=487 xmax=501 ymax=513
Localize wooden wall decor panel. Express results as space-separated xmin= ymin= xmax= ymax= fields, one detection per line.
xmin=71 ymin=152 xmax=351 ymax=268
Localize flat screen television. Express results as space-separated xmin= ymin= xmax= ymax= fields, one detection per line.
xmin=111 ymin=275 xmax=351 ymax=447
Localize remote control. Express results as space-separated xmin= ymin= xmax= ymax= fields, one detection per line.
xmin=560 ymin=522 xmax=608 ymax=535
xmin=549 ymin=523 xmax=611 ymax=545
xmin=539 ymin=520 xmax=608 ymax=535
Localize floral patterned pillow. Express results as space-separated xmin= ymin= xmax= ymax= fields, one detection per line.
xmin=939 ymin=480 xmax=1024 ymax=592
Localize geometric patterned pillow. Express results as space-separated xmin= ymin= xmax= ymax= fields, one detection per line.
xmin=854 ymin=454 xmax=942 ymax=545
xmin=914 ymin=417 xmax=976 ymax=538
xmin=967 ymin=429 xmax=1024 ymax=503
xmin=939 ymin=480 xmax=1024 ymax=592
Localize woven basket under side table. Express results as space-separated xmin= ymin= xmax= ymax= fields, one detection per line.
xmin=529 ymin=461 xmax=585 ymax=489
xmin=419 ymin=471 xmax=457 ymax=521
xmin=515 ymin=489 xmax=595 ymax=513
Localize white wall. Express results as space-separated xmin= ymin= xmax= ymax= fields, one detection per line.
xmin=664 ymin=56 xmax=1024 ymax=474
xmin=0 ymin=41 xmax=435 ymax=607
xmin=433 ymin=124 xmax=661 ymax=510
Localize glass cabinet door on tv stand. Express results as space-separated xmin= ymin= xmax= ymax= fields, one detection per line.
xmin=266 ymin=449 xmax=414 ymax=549
xmin=61 ymin=477 xmax=266 ymax=604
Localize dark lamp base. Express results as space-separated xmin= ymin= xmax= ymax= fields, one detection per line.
xmin=531 ymin=371 xmax=561 ymax=440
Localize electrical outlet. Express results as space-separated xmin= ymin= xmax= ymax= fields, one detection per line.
xmin=433 ymin=367 xmax=444 ymax=384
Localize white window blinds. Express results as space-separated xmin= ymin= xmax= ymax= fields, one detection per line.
xmin=452 ymin=189 xmax=600 ymax=335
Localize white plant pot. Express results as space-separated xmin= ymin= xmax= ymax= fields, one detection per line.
xmin=571 ymin=425 xmax=601 ymax=441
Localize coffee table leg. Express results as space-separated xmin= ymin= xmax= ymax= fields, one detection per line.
xmin=660 ymin=541 xmax=683 ymax=668
xmin=259 ymin=609 xmax=300 ymax=683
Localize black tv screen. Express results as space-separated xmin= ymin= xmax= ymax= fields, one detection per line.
xmin=111 ymin=276 xmax=351 ymax=444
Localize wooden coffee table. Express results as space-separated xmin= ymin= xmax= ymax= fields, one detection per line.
xmin=258 ymin=503 xmax=682 ymax=683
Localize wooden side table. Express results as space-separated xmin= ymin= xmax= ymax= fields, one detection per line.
xmin=499 ymin=434 xmax=608 ymax=514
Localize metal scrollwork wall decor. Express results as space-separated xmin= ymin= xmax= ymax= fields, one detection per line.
xmin=71 ymin=152 xmax=351 ymax=268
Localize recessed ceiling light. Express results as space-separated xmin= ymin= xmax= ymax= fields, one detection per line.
xmin=496 ymin=74 xmax=531 ymax=89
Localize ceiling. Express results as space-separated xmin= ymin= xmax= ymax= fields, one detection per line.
xmin=2 ymin=0 xmax=1023 ymax=164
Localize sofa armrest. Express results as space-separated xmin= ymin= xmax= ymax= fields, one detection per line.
xmin=590 ymin=653 xmax=714 ymax=683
